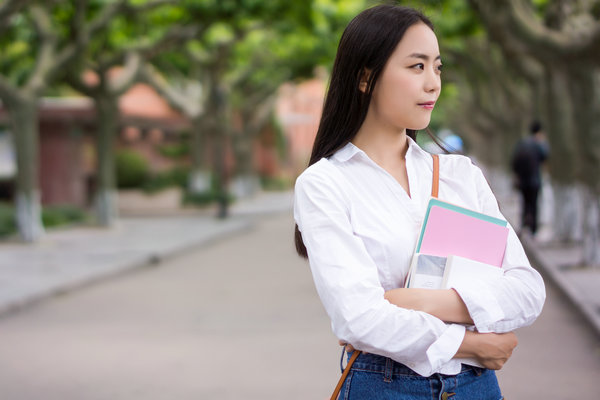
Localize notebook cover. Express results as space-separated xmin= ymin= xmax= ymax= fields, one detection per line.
xmin=417 ymin=202 xmax=509 ymax=267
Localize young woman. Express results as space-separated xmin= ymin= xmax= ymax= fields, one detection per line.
xmin=293 ymin=5 xmax=546 ymax=399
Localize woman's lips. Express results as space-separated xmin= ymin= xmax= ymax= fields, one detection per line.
xmin=418 ymin=102 xmax=435 ymax=110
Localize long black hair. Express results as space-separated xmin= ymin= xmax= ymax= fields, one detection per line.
xmin=295 ymin=5 xmax=436 ymax=258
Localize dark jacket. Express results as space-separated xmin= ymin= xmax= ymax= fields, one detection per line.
xmin=511 ymin=136 xmax=549 ymax=188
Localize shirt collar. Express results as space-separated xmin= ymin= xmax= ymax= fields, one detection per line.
xmin=331 ymin=136 xmax=430 ymax=163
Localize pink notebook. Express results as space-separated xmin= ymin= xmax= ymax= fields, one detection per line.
xmin=418 ymin=203 xmax=509 ymax=267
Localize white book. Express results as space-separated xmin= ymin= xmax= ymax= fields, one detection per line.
xmin=442 ymin=255 xmax=503 ymax=369
xmin=442 ymin=255 xmax=503 ymax=289
xmin=405 ymin=253 xmax=446 ymax=289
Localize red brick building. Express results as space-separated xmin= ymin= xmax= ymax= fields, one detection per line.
xmin=0 ymin=83 xmax=189 ymax=207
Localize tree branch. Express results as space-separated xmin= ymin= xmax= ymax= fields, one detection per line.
xmin=471 ymin=0 xmax=600 ymax=60
xmin=138 ymin=25 xmax=201 ymax=60
xmin=54 ymin=0 xmax=177 ymax=85
xmin=0 ymin=0 xmax=31 ymax=34
xmin=0 ymin=74 xmax=19 ymax=103
xmin=109 ymin=52 xmax=142 ymax=95
xmin=139 ymin=63 xmax=202 ymax=118
xmin=25 ymin=5 xmax=58 ymax=95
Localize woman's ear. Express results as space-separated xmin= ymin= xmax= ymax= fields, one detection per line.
xmin=359 ymin=68 xmax=372 ymax=93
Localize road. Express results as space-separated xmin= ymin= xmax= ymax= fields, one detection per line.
xmin=0 ymin=213 xmax=598 ymax=399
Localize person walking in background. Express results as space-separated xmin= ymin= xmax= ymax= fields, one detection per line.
xmin=511 ymin=120 xmax=549 ymax=236
xmin=293 ymin=5 xmax=545 ymax=399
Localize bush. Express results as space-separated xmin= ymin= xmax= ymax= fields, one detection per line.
xmin=182 ymin=173 xmax=235 ymax=207
xmin=0 ymin=203 xmax=88 ymax=238
xmin=116 ymin=149 xmax=149 ymax=189
xmin=0 ymin=202 xmax=15 ymax=237
xmin=141 ymin=166 xmax=189 ymax=194
xmin=157 ymin=143 xmax=189 ymax=159
xmin=260 ymin=175 xmax=293 ymax=191
xmin=42 ymin=205 xmax=87 ymax=228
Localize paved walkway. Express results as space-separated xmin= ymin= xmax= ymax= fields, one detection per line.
xmin=0 ymin=191 xmax=293 ymax=316
xmin=1 ymin=180 xmax=598 ymax=336
xmin=0 ymin=200 xmax=598 ymax=399
xmin=485 ymin=171 xmax=600 ymax=338
xmin=0 ymin=181 xmax=599 ymax=399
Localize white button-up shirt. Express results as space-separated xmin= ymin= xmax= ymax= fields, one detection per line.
xmin=293 ymin=138 xmax=546 ymax=377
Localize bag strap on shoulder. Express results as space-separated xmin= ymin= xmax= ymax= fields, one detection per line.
xmin=432 ymin=154 xmax=439 ymax=198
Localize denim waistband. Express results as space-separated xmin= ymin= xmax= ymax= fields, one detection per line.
xmin=344 ymin=351 xmax=483 ymax=377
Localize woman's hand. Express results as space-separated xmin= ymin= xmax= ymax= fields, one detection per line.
xmin=455 ymin=330 xmax=518 ymax=370
xmin=339 ymin=340 xmax=356 ymax=353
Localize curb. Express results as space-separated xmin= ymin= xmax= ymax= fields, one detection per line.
xmin=0 ymin=217 xmax=254 ymax=318
xmin=520 ymin=235 xmax=600 ymax=338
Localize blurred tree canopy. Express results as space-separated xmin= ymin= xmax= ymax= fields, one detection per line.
xmin=1 ymin=0 xmax=599 ymax=263
xmin=0 ymin=0 xmax=371 ymax=237
xmin=413 ymin=0 xmax=600 ymax=264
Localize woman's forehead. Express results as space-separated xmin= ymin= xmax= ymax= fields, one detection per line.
xmin=393 ymin=23 xmax=440 ymax=58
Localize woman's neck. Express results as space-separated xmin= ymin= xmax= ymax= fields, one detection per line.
xmin=352 ymin=118 xmax=409 ymax=166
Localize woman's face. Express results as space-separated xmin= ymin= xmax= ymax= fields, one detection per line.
xmin=367 ymin=23 xmax=442 ymax=132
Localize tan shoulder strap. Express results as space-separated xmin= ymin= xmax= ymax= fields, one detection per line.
xmin=330 ymin=350 xmax=360 ymax=400
xmin=432 ymin=154 xmax=439 ymax=198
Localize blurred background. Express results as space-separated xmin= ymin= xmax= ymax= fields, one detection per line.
xmin=0 ymin=0 xmax=599 ymax=399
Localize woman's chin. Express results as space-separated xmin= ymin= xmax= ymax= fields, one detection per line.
xmin=409 ymin=123 xmax=430 ymax=131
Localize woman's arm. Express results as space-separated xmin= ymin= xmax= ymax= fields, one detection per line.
xmin=341 ymin=329 xmax=518 ymax=370
xmin=384 ymin=288 xmax=473 ymax=324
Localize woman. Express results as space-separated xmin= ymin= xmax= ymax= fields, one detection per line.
xmin=293 ymin=4 xmax=546 ymax=399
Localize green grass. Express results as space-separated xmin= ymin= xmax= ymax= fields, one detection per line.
xmin=0 ymin=202 xmax=89 ymax=238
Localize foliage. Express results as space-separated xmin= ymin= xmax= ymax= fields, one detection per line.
xmin=260 ymin=175 xmax=293 ymax=191
xmin=0 ymin=202 xmax=88 ymax=238
xmin=141 ymin=166 xmax=189 ymax=194
xmin=42 ymin=205 xmax=88 ymax=228
xmin=0 ymin=202 xmax=16 ymax=237
xmin=157 ymin=143 xmax=189 ymax=159
xmin=115 ymin=149 xmax=149 ymax=189
xmin=182 ymin=172 xmax=235 ymax=206
xmin=116 ymin=148 xmax=190 ymax=193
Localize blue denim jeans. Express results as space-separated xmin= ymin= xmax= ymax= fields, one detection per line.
xmin=338 ymin=352 xmax=503 ymax=400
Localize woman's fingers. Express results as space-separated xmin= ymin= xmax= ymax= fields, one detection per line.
xmin=338 ymin=340 xmax=356 ymax=352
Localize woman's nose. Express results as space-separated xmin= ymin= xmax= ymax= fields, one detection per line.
xmin=424 ymin=68 xmax=441 ymax=94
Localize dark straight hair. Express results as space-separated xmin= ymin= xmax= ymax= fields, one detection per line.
xmin=295 ymin=4 xmax=436 ymax=258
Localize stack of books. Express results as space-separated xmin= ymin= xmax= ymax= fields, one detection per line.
xmin=405 ymin=198 xmax=509 ymax=289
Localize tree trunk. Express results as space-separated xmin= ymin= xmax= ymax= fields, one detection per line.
xmin=7 ymin=95 xmax=44 ymax=241
xmin=230 ymin=126 xmax=259 ymax=199
xmin=188 ymin=115 xmax=212 ymax=194
xmin=213 ymin=88 xmax=230 ymax=219
xmin=93 ymin=95 xmax=119 ymax=226
xmin=582 ymin=186 xmax=600 ymax=268
xmin=542 ymin=65 xmax=581 ymax=242
xmin=551 ymin=181 xmax=584 ymax=243
xmin=568 ymin=64 xmax=600 ymax=260
xmin=568 ymin=65 xmax=600 ymax=189
xmin=213 ymin=125 xmax=228 ymax=219
xmin=207 ymin=66 xmax=231 ymax=219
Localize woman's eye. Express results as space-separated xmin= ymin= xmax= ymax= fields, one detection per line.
xmin=411 ymin=63 xmax=425 ymax=70
xmin=437 ymin=64 xmax=443 ymax=72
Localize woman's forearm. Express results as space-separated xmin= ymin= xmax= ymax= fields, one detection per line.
xmin=384 ymin=288 xmax=473 ymax=324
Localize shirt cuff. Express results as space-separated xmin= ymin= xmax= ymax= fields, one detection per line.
xmin=425 ymin=323 xmax=466 ymax=373
xmin=452 ymin=279 xmax=505 ymax=333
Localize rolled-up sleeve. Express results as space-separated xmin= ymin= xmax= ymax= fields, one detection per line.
xmin=294 ymin=167 xmax=465 ymax=376
xmin=451 ymin=166 xmax=546 ymax=333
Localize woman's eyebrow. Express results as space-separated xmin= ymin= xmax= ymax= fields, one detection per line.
xmin=406 ymin=53 xmax=442 ymax=61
